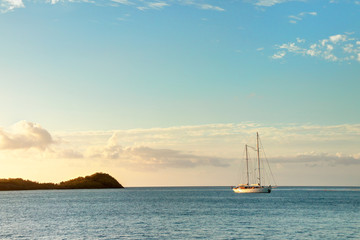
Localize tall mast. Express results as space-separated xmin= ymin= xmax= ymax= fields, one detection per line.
xmin=245 ymin=144 xmax=249 ymax=185
xmin=256 ymin=132 xmax=261 ymax=186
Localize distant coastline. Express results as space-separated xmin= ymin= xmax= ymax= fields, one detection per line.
xmin=0 ymin=173 xmax=124 ymax=191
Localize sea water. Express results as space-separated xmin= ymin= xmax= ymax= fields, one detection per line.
xmin=0 ymin=187 xmax=359 ymax=239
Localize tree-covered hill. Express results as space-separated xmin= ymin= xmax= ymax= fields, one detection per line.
xmin=58 ymin=173 xmax=124 ymax=189
xmin=0 ymin=173 xmax=124 ymax=191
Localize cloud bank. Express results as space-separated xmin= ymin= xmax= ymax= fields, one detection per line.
xmin=56 ymin=122 xmax=360 ymax=170
xmin=85 ymin=132 xmax=232 ymax=170
xmin=1 ymin=121 xmax=360 ymax=171
xmin=88 ymin=145 xmax=231 ymax=169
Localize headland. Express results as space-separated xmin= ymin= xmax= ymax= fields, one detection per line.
xmin=0 ymin=172 xmax=124 ymax=191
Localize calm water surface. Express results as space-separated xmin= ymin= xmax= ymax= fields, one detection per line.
xmin=0 ymin=186 xmax=359 ymax=239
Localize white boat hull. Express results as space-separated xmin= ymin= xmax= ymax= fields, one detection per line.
xmin=232 ymin=186 xmax=271 ymax=193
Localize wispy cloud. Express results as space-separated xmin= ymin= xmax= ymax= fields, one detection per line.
xmin=117 ymin=13 xmax=131 ymax=21
xmin=1 ymin=0 xmax=225 ymax=13
xmin=198 ymin=3 xmax=224 ymax=11
xmin=54 ymin=122 xmax=360 ymax=148
xmin=180 ymin=1 xmax=225 ymax=11
xmin=272 ymin=33 xmax=360 ymax=62
xmin=151 ymin=2 xmax=168 ymax=8
xmin=272 ymin=152 xmax=360 ymax=166
xmin=0 ymin=0 xmax=24 ymax=13
xmin=111 ymin=0 xmax=133 ymax=5
xmin=289 ymin=11 xmax=317 ymax=24
xmin=327 ymin=0 xmax=358 ymax=4
xmin=143 ymin=1 xmax=169 ymax=10
xmin=252 ymin=0 xmax=293 ymax=7
xmin=136 ymin=1 xmax=224 ymax=11
xmin=46 ymin=0 xmax=95 ymax=4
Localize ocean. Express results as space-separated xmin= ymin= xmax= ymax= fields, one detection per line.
xmin=0 ymin=186 xmax=359 ymax=239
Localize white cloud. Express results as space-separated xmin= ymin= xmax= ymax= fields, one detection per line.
xmin=298 ymin=11 xmax=317 ymax=17
xmin=329 ymin=34 xmax=347 ymax=43
xmin=199 ymin=4 xmax=224 ymax=11
xmin=181 ymin=1 xmax=225 ymax=11
xmin=343 ymin=44 xmax=354 ymax=53
xmin=296 ymin=38 xmax=305 ymax=43
xmin=0 ymin=0 xmax=24 ymax=13
xmin=288 ymin=11 xmax=317 ymax=24
xmin=272 ymin=33 xmax=360 ymax=62
xmin=272 ymin=51 xmax=286 ymax=59
xmin=251 ymin=0 xmax=316 ymax=8
xmin=254 ymin=0 xmax=289 ymax=7
xmin=289 ymin=15 xmax=301 ymax=21
xmin=111 ymin=0 xmax=133 ymax=5
xmin=0 ymin=121 xmax=54 ymax=150
xmin=47 ymin=0 xmax=59 ymax=4
xmin=279 ymin=42 xmax=304 ymax=52
xmin=323 ymin=53 xmax=337 ymax=61
xmin=137 ymin=6 xmax=147 ymax=10
xmin=321 ymin=39 xmax=328 ymax=46
xmin=148 ymin=2 xmax=168 ymax=9
xmin=136 ymin=1 xmax=169 ymax=11
xmin=306 ymin=49 xmax=318 ymax=57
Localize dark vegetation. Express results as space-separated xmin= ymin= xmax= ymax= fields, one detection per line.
xmin=0 ymin=173 xmax=124 ymax=191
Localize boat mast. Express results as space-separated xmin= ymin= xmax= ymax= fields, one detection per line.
xmin=245 ymin=144 xmax=249 ymax=185
xmin=256 ymin=132 xmax=261 ymax=186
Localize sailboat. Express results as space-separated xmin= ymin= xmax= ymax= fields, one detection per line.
xmin=232 ymin=132 xmax=273 ymax=193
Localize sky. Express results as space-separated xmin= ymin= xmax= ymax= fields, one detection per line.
xmin=0 ymin=0 xmax=359 ymax=186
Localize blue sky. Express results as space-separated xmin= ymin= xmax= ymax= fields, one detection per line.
xmin=0 ymin=0 xmax=359 ymax=186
